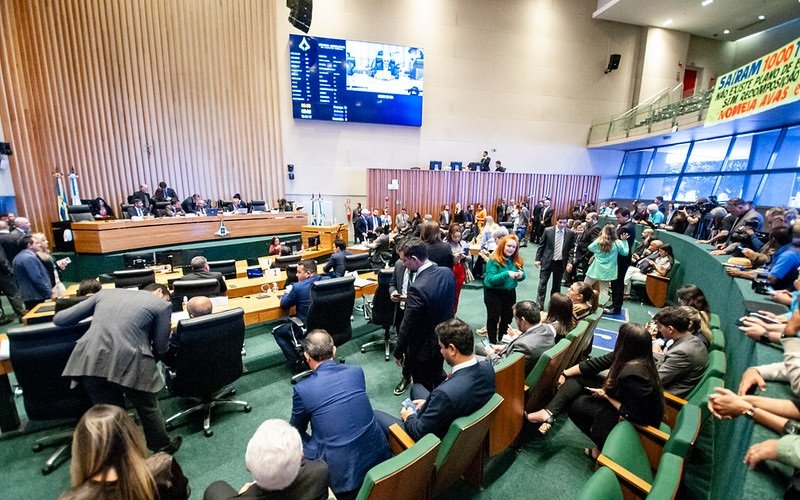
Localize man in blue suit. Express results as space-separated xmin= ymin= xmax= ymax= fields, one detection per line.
xmin=375 ymin=318 xmax=496 ymax=440
xmin=291 ymin=330 xmax=391 ymax=496
xmin=12 ymin=235 xmax=52 ymax=309
xmin=322 ymin=239 xmax=351 ymax=277
xmin=272 ymin=260 xmax=327 ymax=373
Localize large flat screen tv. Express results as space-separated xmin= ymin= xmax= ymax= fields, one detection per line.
xmin=289 ymin=34 xmax=424 ymax=127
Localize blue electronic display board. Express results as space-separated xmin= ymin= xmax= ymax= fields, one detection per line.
xmin=289 ymin=34 xmax=424 ymax=127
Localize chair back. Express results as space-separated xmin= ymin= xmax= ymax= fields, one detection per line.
xmin=249 ymin=200 xmax=267 ymax=212
xmin=431 ymin=393 xmax=503 ymax=498
xmin=600 ymin=421 xmax=655 ymax=484
xmin=369 ymin=269 xmax=395 ymax=328
xmin=563 ymin=320 xmax=590 ymax=368
xmin=709 ymin=327 xmax=725 ymax=352
xmin=577 ymin=467 xmax=624 ymax=500
xmin=207 ymin=259 xmax=237 ymax=280
xmin=647 ymin=453 xmax=684 ymax=500
xmin=577 ymin=307 xmax=603 ymax=361
xmin=273 ymin=254 xmax=301 ymax=270
xmin=662 ymin=403 xmax=701 ymax=460
xmin=345 ymin=253 xmax=371 ymax=272
xmin=489 ymin=353 xmax=525 ymax=456
xmin=67 ymin=204 xmax=94 ymax=222
xmin=172 ymin=278 xmax=221 ymax=312
xmin=169 ymin=309 xmax=245 ymax=398
xmin=153 ymin=201 xmax=170 ymax=217
xmin=306 ymin=276 xmax=356 ymax=346
xmin=524 ymin=338 xmax=572 ymax=412
xmin=685 ymin=350 xmax=725 ymax=402
xmin=113 ymin=268 xmax=156 ymax=289
xmin=285 ymin=264 xmax=299 ymax=287
xmin=55 ymin=296 xmax=90 ymax=313
xmin=8 ymin=321 xmax=92 ymax=421
xmin=664 ymin=260 xmax=683 ymax=301
xmin=356 ymin=434 xmax=440 ymax=500
xmin=120 ymin=203 xmax=133 ymax=219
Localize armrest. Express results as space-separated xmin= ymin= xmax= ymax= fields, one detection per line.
xmin=289 ymin=316 xmax=305 ymax=329
xmin=633 ymin=423 xmax=670 ymax=444
xmin=596 ymin=454 xmax=652 ymax=496
xmin=664 ymin=391 xmax=687 ymax=408
xmin=647 ymin=273 xmax=670 ymax=283
xmin=388 ymin=423 xmax=415 ymax=455
xmin=633 ymin=423 xmax=670 ymax=471
xmin=663 ymin=392 xmax=687 ymax=428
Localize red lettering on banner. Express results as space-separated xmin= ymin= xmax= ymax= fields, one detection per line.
xmin=794 ymin=83 xmax=800 ymax=96
xmin=718 ymin=99 xmax=758 ymax=120
xmin=759 ymin=86 xmax=789 ymax=107
xmin=764 ymin=44 xmax=795 ymax=72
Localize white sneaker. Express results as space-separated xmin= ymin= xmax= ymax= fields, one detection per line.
xmin=476 ymin=326 xmax=488 ymax=337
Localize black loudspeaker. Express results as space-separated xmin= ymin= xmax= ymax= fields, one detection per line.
xmin=287 ymin=0 xmax=312 ymax=33
xmin=605 ymin=54 xmax=621 ymax=74
xmin=0 ymin=142 xmax=11 ymax=156
xmin=287 ymin=164 xmax=295 ymax=180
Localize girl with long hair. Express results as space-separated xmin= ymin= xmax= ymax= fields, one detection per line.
xmin=526 ymin=323 xmax=664 ymax=458
xmin=61 ymin=404 xmax=189 ymax=500
xmin=446 ymin=223 xmax=469 ymax=312
xmin=567 ymin=281 xmax=595 ymax=321
xmin=482 ymin=235 xmax=525 ymax=344
xmin=584 ymin=224 xmax=629 ymax=303
xmin=676 ymin=284 xmax=713 ymax=344
xmin=544 ymin=293 xmax=576 ymax=339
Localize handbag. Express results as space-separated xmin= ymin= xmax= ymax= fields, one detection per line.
xmin=463 ymin=262 xmax=475 ymax=284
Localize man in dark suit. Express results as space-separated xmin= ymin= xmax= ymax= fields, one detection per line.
xmin=573 ymin=212 xmax=601 ymax=281
xmin=178 ymin=256 xmax=227 ymax=293
xmin=606 ymin=208 xmax=635 ymax=315
xmin=131 ymin=183 xmax=151 ymax=208
xmin=388 ymin=258 xmax=413 ymax=395
xmin=127 ymin=198 xmax=151 ymax=218
xmin=393 ymin=238 xmax=456 ymax=391
xmin=496 ymin=198 xmax=508 ymax=223
xmin=181 ymin=194 xmax=205 ymax=214
xmin=0 ymin=233 xmax=26 ymax=322
xmin=353 ymin=209 xmax=369 ymax=243
xmin=291 ymin=330 xmax=390 ymax=496
xmin=481 ymin=301 xmax=555 ymax=376
xmin=12 ymin=235 xmax=52 ymax=309
xmin=375 ymin=318 xmax=496 ymax=440
xmin=531 ymin=199 xmax=544 ymax=244
xmin=55 ymin=283 xmax=181 ymax=453
xmin=272 ymin=260 xmax=327 ymax=372
xmin=204 ymin=419 xmax=330 ymax=500
xmin=652 ymin=307 xmax=709 ymax=398
xmin=0 ymin=217 xmax=29 ymax=262
xmin=158 ymin=181 xmax=179 ymax=201
xmin=479 ymin=151 xmax=491 ymax=171
xmin=535 ymin=214 xmax=575 ymax=307
xmin=323 ymin=239 xmax=351 ymax=278
xmin=438 ymin=205 xmax=451 ymax=227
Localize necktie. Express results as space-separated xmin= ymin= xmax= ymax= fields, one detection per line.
xmin=409 ymin=271 xmax=416 ymax=284
xmin=554 ymin=230 xmax=563 ymax=260
xmin=137 ymin=208 xmax=142 ymax=217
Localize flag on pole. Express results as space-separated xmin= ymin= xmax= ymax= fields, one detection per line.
xmin=311 ymin=194 xmax=317 ymax=225
xmin=54 ymin=172 xmax=69 ymax=221
xmin=68 ymin=168 xmax=81 ymax=205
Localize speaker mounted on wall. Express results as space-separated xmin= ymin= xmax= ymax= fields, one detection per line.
xmin=605 ymin=54 xmax=621 ymax=74
xmin=287 ymin=164 xmax=295 ymax=180
xmin=0 ymin=142 xmax=11 ymax=156
xmin=287 ymin=0 xmax=312 ymax=33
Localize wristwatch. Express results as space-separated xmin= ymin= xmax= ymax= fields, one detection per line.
xmin=761 ymin=332 xmax=770 ymax=343
xmin=743 ymin=406 xmax=756 ymax=419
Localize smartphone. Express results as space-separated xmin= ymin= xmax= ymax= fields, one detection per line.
xmin=402 ymin=398 xmax=417 ymax=413
xmin=750 ymin=312 xmax=781 ymax=324
xmin=480 ymin=338 xmax=491 ymax=348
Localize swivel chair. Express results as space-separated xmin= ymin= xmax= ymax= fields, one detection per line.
xmin=287 ymin=276 xmax=356 ymax=384
xmin=152 ymin=201 xmax=170 ymax=217
xmin=112 ymin=268 xmax=156 ymax=289
xmin=273 ymin=254 xmax=301 ymax=270
xmin=345 ymin=253 xmax=371 ymax=273
xmin=164 ymin=308 xmax=251 ymax=437
xmin=8 ymin=321 xmax=92 ymax=474
xmin=171 ymin=279 xmax=221 ymax=312
xmin=284 ymin=264 xmax=299 ymax=287
xmin=55 ymin=296 xmax=91 ymax=313
xmin=249 ymin=200 xmax=267 ymax=213
xmin=207 ymin=259 xmax=237 ymax=280
xmin=360 ymin=269 xmax=396 ymax=361
xmin=67 ymin=204 xmax=94 ymax=222
xmin=120 ymin=203 xmax=134 ymax=219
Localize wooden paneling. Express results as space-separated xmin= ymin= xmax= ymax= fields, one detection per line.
xmin=0 ymin=0 xmax=285 ymax=235
xmin=367 ymin=169 xmax=601 ymax=223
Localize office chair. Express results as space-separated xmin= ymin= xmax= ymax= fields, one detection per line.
xmin=112 ymin=268 xmax=156 ymax=289
xmin=8 ymin=321 xmax=92 ymax=474
xmin=286 ymin=276 xmax=356 ymax=384
xmin=284 ymin=264 xmax=299 ymax=287
xmin=120 ymin=203 xmax=134 ymax=219
xmin=273 ymin=254 xmax=301 ymax=270
xmin=360 ymin=269 xmax=396 ymax=361
xmin=164 ymin=308 xmax=251 ymax=437
xmin=171 ymin=279 xmax=221 ymax=312
xmin=152 ymin=201 xmax=170 ymax=217
xmin=345 ymin=253 xmax=371 ymax=273
xmin=67 ymin=204 xmax=94 ymax=222
xmin=207 ymin=259 xmax=237 ymax=280
xmin=249 ymin=200 xmax=267 ymax=213
xmin=54 ymin=296 xmax=91 ymax=312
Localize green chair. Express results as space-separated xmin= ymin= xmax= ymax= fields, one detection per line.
xmin=563 ymin=320 xmax=590 ymax=369
xmin=355 ymin=434 xmax=440 ymax=500
xmin=630 ymin=260 xmax=681 ymax=308
xmin=389 ymin=394 xmax=504 ymax=498
xmin=664 ymin=350 xmax=725 ymax=427
xmin=577 ymin=467 xmax=624 ymax=500
xmin=634 ymin=403 xmax=701 ymax=471
xmin=524 ymin=339 xmax=572 ymax=412
xmin=709 ymin=327 xmax=725 ymax=352
xmin=490 ymin=353 xmax=525 ymax=456
xmin=709 ymin=313 xmax=721 ymax=330
xmin=577 ymin=308 xmax=604 ymax=362
xmin=580 ymin=455 xmax=684 ymax=499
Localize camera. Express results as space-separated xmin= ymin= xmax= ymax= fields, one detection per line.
xmin=752 ymin=274 xmax=771 ymax=295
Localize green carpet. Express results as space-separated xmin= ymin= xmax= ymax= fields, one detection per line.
xmin=1 ymin=243 xmax=668 ymax=499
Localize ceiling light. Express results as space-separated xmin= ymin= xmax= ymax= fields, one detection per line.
xmin=701 ymin=0 xmax=713 ymax=6
xmin=758 ymin=15 xmax=765 ymax=20
xmin=663 ymin=19 xmax=673 ymax=26
xmin=723 ymin=29 xmax=730 ymax=34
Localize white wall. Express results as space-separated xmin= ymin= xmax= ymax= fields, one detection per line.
xmin=732 ymin=18 xmax=800 ymax=69
xmin=274 ymin=0 xmax=642 ymax=218
xmin=686 ymin=35 xmax=734 ymax=92
xmin=637 ymin=27 xmax=690 ymax=103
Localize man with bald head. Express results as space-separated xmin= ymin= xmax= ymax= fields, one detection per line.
xmin=0 ymin=216 xmax=30 ymax=262
xmin=186 ymin=296 xmax=213 ymax=318
xmin=131 ymin=183 xmax=151 ymax=208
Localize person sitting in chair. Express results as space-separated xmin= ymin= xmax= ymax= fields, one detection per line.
xmin=323 ymin=239 xmax=351 ymax=278
xmin=177 ymin=256 xmax=227 ymax=294
xmin=272 ymin=260 xmax=327 ymax=373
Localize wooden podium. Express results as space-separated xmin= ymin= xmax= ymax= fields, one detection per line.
xmin=301 ymin=224 xmax=349 ymax=251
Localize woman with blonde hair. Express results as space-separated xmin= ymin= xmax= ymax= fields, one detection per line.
xmin=584 ymin=224 xmax=629 ymax=303
xmin=61 ymin=404 xmax=189 ymax=500
xmin=482 ymin=235 xmax=526 ymax=344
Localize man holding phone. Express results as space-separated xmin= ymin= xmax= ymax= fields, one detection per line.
xmin=478 ymin=301 xmax=556 ymax=375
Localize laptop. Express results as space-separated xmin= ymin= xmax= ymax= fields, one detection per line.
xmin=206 ymin=208 xmax=219 ymax=216
xmin=247 ymin=268 xmax=264 ymax=278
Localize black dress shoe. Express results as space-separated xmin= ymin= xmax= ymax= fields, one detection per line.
xmin=603 ymin=306 xmax=621 ymax=315
xmin=393 ymin=376 xmax=412 ymax=396
xmin=159 ymin=436 xmax=182 ymax=455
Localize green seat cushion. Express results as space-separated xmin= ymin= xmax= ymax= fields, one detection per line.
xmin=601 ymin=421 xmax=654 ymax=483
xmin=577 ymin=466 xmax=623 ymax=500
xmin=647 ymin=453 xmax=684 ymax=499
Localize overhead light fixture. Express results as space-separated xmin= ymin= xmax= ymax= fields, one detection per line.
xmin=758 ymin=15 xmax=765 ymax=20
xmin=663 ymin=19 xmax=673 ymax=26
xmin=701 ymin=0 xmax=713 ymax=6
xmin=723 ymin=29 xmax=730 ymax=34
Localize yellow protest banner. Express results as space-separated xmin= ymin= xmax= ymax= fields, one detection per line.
xmin=706 ymin=37 xmax=800 ymax=126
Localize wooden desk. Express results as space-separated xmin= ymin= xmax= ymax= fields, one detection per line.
xmin=71 ymin=212 xmax=309 ymax=254
xmin=301 ymin=224 xmax=349 ymax=250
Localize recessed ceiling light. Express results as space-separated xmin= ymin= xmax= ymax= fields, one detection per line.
xmin=701 ymin=0 xmax=713 ymax=6
xmin=723 ymin=29 xmax=730 ymax=34
xmin=758 ymin=15 xmax=765 ymax=20
xmin=663 ymin=19 xmax=673 ymax=26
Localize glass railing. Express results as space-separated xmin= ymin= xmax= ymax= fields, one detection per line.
xmin=588 ymin=88 xmax=713 ymax=145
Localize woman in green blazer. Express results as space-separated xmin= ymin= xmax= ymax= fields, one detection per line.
xmin=483 ymin=235 xmax=526 ymax=343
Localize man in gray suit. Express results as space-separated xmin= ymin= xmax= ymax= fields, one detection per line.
xmin=535 ymin=214 xmax=576 ymax=307
xmin=480 ymin=300 xmax=555 ymax=375
xmin=652 ymin=306 xmax=709 ymax=398
xmin=55 ymin=283 xmax=181 ymax=453
xmin=178 ymin=255 xmax=227 ymax=293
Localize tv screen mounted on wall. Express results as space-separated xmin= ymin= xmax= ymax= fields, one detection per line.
xmin=289 ymin=34 xmax=424 ymax=127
